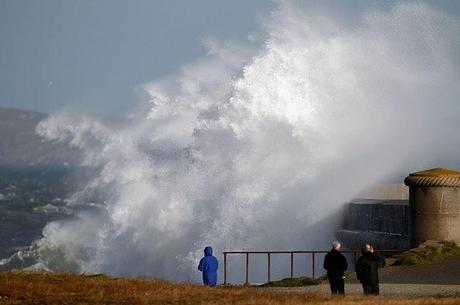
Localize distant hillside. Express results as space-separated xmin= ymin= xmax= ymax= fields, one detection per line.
xmin=0 ymin=107 xmax=82 ymax=166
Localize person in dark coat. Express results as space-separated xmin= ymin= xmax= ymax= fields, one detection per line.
xmin=323 ymin=240 xmax=348 ymax=295
xmin=198 ymin=246 xmax=219 ymax=286
xmin=355 ymin=244 xmax=380 ymax=295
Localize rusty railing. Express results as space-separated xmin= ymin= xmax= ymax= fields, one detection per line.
xmin=223 ymin=250 xmax=404 ymax=285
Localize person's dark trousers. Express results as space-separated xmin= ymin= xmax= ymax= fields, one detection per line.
xmin=328 ymin=276 xmax=345 ymax=295
xmin=362 ymin=282 xmax=379 ymax=295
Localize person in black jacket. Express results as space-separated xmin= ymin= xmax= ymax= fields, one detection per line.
xmin=355 ymin=244 xmax=380 ymax=295
xmin=323 ymin=240 xmax=348 ymax=295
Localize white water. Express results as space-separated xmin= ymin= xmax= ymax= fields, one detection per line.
xmin=33 ymin=1 xmax=460 ymax=282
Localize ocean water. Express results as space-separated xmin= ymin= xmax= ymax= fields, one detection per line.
xmin=0 ymin=166 xmax=93 ymax=270
xmin=2 ymin=1 xmax=460 ymax=283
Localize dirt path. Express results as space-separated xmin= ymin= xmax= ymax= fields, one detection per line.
xmin=268 ymin=256 xmax=460 ymax=296
xmin=270 ymin=284 xmax=460 ymax=297
xmin=378 ymin=255 xmax=460 ymax=284
xmin=340 ymin=255 xmax=460 ymax=285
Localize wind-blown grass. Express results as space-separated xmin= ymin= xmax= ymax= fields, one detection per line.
xmin=0 ymin=271 xmax=459 ymax=305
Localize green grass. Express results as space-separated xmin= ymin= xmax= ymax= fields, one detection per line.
xmin=261 ymin=271 xmax=356 ymax=287
xmin=396 ymin=241 xmax=460 ymax=266
xmin=260 ymin=276 xmax=322 ymax=287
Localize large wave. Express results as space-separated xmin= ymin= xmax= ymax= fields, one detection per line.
xmin=31 ymin=1 xmax=460 ymax=281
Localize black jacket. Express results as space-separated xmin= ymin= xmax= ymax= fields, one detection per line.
xmin=356 ymin=252 xmax=379 ymax=284
xmin=323 ymin=249 xmax=348 ymax=277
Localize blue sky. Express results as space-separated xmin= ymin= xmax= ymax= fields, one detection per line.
xmin=1 ymin=0 xmax=459 ymax=115
xmin=0 ymin=0 xmax=273 ymax=114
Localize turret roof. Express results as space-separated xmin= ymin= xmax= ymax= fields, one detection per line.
xmin=405 ymin=168 xmax=460 ymax=187
xmin=408 ymin=168 xmax=460 ymax=177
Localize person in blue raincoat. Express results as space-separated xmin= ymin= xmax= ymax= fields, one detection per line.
xmin=198 ymin=246 xmax=218 ymax=286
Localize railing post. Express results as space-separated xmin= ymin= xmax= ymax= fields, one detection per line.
xmin=224 ymin=252 xmax=227 ymax=285
xmin=312 ymin=252 xmax=315 ymax=280
xmin=245 ymin=252 xmax=249 ymax=285
xmin=267 ymin=253 xmax=271 ymax=283
xmin=221 ymin=249 xmax=403 ymax=286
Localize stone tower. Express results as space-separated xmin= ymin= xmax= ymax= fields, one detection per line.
xmin=404 ymin=168 xmax=460 ymax=246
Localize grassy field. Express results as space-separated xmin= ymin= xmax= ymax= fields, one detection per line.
xmin=0 ymin=271 xmax=459 ymax=305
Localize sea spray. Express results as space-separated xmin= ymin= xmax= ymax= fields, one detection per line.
xmin=27 ymin=1 xmax=460 ymax=282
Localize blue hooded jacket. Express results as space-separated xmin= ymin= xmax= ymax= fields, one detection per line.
xmin=198 ymin=246 xmax=218 ymax=286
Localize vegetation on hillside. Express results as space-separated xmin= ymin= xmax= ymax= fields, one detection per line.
xmin=0 ymin=271 xmax=459 ymax=305
xmin=395 ymin=241 xmax=460 ymax=266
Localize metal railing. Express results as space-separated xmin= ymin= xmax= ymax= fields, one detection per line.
xmin=223 ymin=250 xmax=404 ymax=285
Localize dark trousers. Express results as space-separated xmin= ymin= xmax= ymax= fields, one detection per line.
xmin=328 ymin=276 xmax=345 ymax=295
xmin=362 ymin=282 xmax=379 ymax=295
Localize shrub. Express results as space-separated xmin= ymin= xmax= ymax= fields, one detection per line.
xmin=400 ymin=254 xmax=420 ymax=265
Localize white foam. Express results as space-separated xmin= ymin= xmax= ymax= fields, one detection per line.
xmin=32 ymin=1 xmax=460 ymax=282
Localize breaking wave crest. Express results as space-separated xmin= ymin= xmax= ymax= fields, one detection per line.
xmin=13 ymin=1 xmax=460 ymax=281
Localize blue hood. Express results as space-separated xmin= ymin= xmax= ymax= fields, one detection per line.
xmin=204 ymin=246 xmax=213 ymax=256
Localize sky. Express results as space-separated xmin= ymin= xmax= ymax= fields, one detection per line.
xmin=1 ymin=0 xmax=459 ymax=115
xmin=0 ymin=0 xmax=274 ymax=114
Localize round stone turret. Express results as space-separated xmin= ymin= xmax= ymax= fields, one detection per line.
xmin=404 ymin=168 xmax=460 ymax=246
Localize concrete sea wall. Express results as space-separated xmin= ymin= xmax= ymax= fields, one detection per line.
xmin=338 ymin=199 xmax=409 ymax=250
